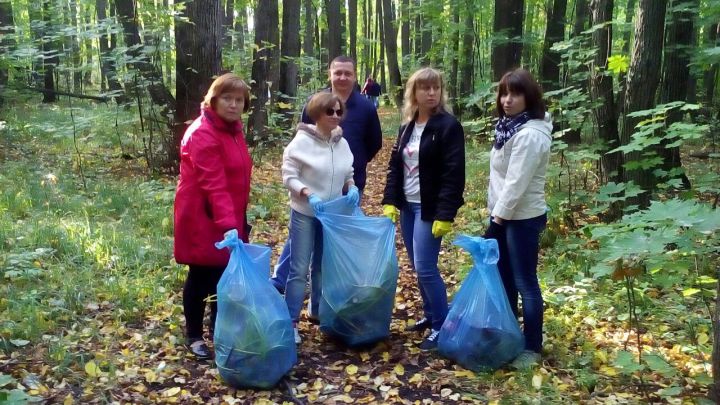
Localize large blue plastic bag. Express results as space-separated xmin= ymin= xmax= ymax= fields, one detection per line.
xmin=315 ymin=197 xmax=399 ymax=346
xmin=438 ymin=235 xmax=524 ymax=371
xmin=213 ymin=232 xmax=297 ymax=389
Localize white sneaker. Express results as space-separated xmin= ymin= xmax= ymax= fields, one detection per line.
xmin=293 ymin=327 xmax=301 ymax=344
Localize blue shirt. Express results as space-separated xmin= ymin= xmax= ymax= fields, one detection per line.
xmin=302 ymin=89 xmax=382 ymax=190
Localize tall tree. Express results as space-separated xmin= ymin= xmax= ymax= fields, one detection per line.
xmin=41 ymin=0 xmax=58 ymax=103
xmin=401 ymin=0 xmax=410 ymax=59
xmin=279 ymin=0 xmax=301 ymax=122
xmin=175 ymin=0 xmax=223 ymax=160
xmin=457 ymin=0 xmax=474 ymax=117
xmin=540 ymin=0 xmax=567 ymax=90
xmin=492 ymin=0 xmax=524 ymax=80
xmin=448 ymin=2 xmax=460 ymax=102
xmin=620 ymin=0 xmax=667 ymax=208
xmin=381 ymin=0 xmax=402 ymax=108
xmin=348 ymin=0 xmax=357 ymax=62
xmin=325 ymin=0 xmax=342 ymax=61
xmin=0 ymin=0 xmax=15 ymax=105
xmin=96 ymin=0 xmax=124 ymax=101
xmin=249 ymin=0 xmax=279 ymax=145
xmin=659 ymin=0 xmax=699 ymax=188
xmin=616 ymin=0 xmax=636 ymax=114
xmin=223 ymin=0 xmax=234 ymax=50
xmin=589 ymin=0 xmax=622 ymax=185
xmin=302 ymin=0 xmax=315 ymax=83
xmin=704 ymin=23 xmax=719 ymax=106
xmin=573 ymin=0 xmax=589 ymax=36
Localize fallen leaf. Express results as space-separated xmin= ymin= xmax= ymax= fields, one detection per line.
xmin=393 ymin=364 xmax=405 ymax=376
xmin=345 ymin=364 xmax=358 ymax=376
xmin=84 ymin=361 xmax=100 ymax=377
xmin=408 ymin=373 xmax=422 ymax=384
xmin=10 ymin=339 xmax=30 ymax=347
xmin=163 ymin=387 xmax=181 ymax=397
xmin=532 ymin=373 xmax=543 ymax=389
xmin=63 ymin=394 xmax=74 ymax=405
xmin=440 ymin=388 xmax=452 ymax=397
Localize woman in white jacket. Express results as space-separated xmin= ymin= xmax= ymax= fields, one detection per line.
xmin=484 ymin=69 xmax=552 ymax=369
xmin=282 ymin=92 xmax=358 ymax=344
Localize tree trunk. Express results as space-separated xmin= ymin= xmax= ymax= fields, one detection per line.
xmin=325 ymin=0 xmax=342 ymax=62
xmin=420 ymin=3 xmax=431 ymax=63
xmin=249 ymin=0 xmax=279 ymax=146
xmin=381 ymin=0 xmax=402 ymax=108
xmin=458 ymin=0 xmax=474 ymax=117
xmin=96 ymin=0 xmax=125 ymax=102
xmin=280 ymin=0 xmax=301 ymax=123
xmin=616 ymin=0 xmax=637 ymax=115
xmin=115 ymin=0 xmax=175 ymax=112
xmin=705 ymin=23 xmax=719 ymax=106
xmin=66 ymin=0 xmax=82 ymax=92
xmin=589 ymin=0 xmax=622 ymax=186
xmin=541 ymin=0 xmax=567 ymax=91
xmin=303 ymin=0 xmax=315 ymax=83
xmin=175 ymin=0 xmax=223 ymax=162
xmin=42 ymin=0 xmax=58 ymax=103
xmin=492 ymin=0 xmax=524 ymax=81
xmin=573 ymin=0 xmax=589 ymax=36
xmin=348 ymin=0 xmax=357 ymax=62
xmin=658 ymin=0 xmax=698 ymax=189
xmin=234 ymin=0 xmax=245 ymax=53
xmin=401 ymin=0 xmax=410 ymax=59
xmin=449 ymin=2 xmax=460 ymax=102
xmin=223 ymin=0 xmax=234 ymax=50
xmin=377 ymin=0 xmax=387 ymax=99
xmin=414 ymin=0 xmax=421 ymax=57
xmin=0 ymin=0 xmax=15 ymax=105
xmin=621 ymin=0 xmax=667 ymax=208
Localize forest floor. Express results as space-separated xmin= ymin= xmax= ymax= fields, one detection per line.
xmin=0 ymin=103 xmax=715 ymax=404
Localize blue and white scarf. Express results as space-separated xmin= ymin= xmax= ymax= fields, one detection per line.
xmin=494 ymin=112 xmax=530 ymax=150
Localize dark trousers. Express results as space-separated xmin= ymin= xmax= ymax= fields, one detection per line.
xmin=183 ymin=265 xmax=225 ymax=341
xmin=495 ymin=213 xmax=547 ymax=353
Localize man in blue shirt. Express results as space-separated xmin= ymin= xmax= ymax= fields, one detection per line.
xmin=271 ymin=56 xmax=383 ymax=301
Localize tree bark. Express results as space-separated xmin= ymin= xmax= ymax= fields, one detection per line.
xmin=0 ymin=0 xmax=15 ymax=105
xmin=249 ymin=0 xmax=279 ymax=146
xmin=420 ymin=2 xmax=431 ymax=63
xmin=458 ymin=0 xmax=474 ymax=117
xmin=492 ymin=0 xmax=524 ymax=81
xmin=175 ymin=0 xmax=223 ymax=162
xmin=449 ymin=2 xmax=460 ymax=102
xmin=381 ymin=0 xmax=402 ymax=108
xmin=377 ymin=0 xmax=387 ymax=97
xmin=303 ymin=0 xmax=315 ymax=83
xmin=41 ymin=0 xmax=58 ymax=103
xmin=348 ymin=0 xmax=357 ymax=62
xmin=573 ymin=0 xmax=589 ymax=36
xmin=589 ymin=0 xmax=622 ymax=186
xmin=280 ymin=0 xmax=301 ymax=122
xmin=96 ymin=0 xmax=125 ymax=102
xmin=223 ymin=0 xmax=234 ymax=50
xmin=704 ymin=23 xmax=719 ymax=106
xmin=540 ymin=0 xmax=567 ymax=91
xmin=401 ymin=0 xmax=410 ymax=59
xmin=621 ymin=0 xmax=667 ymax=208
xmin=325 ymin=0 xmax=342 ymax=62
xmin=616 ymin=0 xmax=636 ymax=115
xmin=658 ymin=0 xmax=698 ymax=189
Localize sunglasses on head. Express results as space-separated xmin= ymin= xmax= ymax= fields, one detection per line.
xmin=325 ymin=108 xmax=343 ymax=117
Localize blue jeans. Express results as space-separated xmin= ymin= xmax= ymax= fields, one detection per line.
xmin=495 ymin=214 xmax=547 ymax=353
xmin=284 ymin=210 xmax=323 ymax=322
xmin=270 ymin=239 xmax=291 ymax=292
xmin=400 ymin=202 xmax=448 ymax=330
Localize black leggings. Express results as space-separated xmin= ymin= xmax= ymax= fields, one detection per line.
xmin=183 ymin=265 xmax=225 ymax=340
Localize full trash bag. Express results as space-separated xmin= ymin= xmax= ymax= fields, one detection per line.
xmin=315 ymin=197 xmax=399 ymax=346
xmin=213 ymin=231 xmax=297 ymax=389
xmin=437 ymin=235 xmax=524 ymax=371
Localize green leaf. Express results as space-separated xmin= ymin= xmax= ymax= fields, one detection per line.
xmin=682 ymin=288 xmax=701 ymax=297
xmin=607 ymin=55 xmax=630 ymax=75
xmin=613 ymin=351 xmax=644 ymax=374
xmin=644 ymin=354 xmax=677 ymax=377
xmin=657 ymin=386 xmax=683 ymax=397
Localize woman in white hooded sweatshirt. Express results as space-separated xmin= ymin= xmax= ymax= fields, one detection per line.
xmin=484 ymin=69 xmax=552 ymax=369
xmin=282 ymin=92 xmax=358 ymax=345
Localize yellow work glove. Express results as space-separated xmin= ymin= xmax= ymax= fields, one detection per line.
xmin=383 ymin=204 xmax=400 ymax=223
xmin=431 ymin=220 xmax=452 ymax=238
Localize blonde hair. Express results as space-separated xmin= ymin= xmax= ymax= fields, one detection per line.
xmin=202 ymin=73 xmax=251 ymax=112
xmin=402 ymin=67 xmax=451 ymax=123
xmin=306 ymin=92 xmax=345 ymax=122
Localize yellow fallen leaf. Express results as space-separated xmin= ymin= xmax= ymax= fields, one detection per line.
xmin=360 ymin=352 xmax=370 ymax=362
xmin=63 ymin=394 xmax=74 ymax=405
xmin=600 ymin=365 xmax=617 ymax=376
xmin=454 ymin=369 xmax=475 ymax=378
xmin=408 ymin=373 xmax=422 ymax=384
xmin=84 ymin=361 xmax=99 ymax=378
xmin=345 ymin=364 xmax=358 ymax=375
xmin=331 ymin=394 xmax=354 ymax=403
xmin=382 ymin=352 xmax=389 ymax=362
xmin=532 ymin=373 xmax=543 ymax=389
xmin=132 ymin=384 xmax=146 ymax=393
xmin=440 ymin=388 xmax=452 ymax=397
xmin=163 ymin=387 xmax=181 ymax=397
xmin=698 ymin=332 xmax=709 ymax=345
xmin=393 ymin=364 xmax=405 ymax=376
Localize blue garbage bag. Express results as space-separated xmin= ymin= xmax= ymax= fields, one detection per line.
xmin=437 ymin=235 xmax=524 ymax=371
xmin=213 ymin=231 xmax=297 ymax=389
xmin=315 ymin=196 xmax=399 ymax=346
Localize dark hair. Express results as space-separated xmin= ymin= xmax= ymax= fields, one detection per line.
xmin=203 ymin=73 xmax=251 ymax=113
xmin=306 ymin=92 xmax=345 ymax=122
xmin=496 ymin=69 xmax=545 ymax=119
xmin=329 ymin=56 xmax=356 ymax=70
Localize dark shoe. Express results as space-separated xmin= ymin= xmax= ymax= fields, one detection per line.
xmin=419 ymin=329 xmax=440 ymax=351
xmin=407 ymin=317 xmax=432 ymax=332
xmin=186 ymin=339 xmax=212 ymax=360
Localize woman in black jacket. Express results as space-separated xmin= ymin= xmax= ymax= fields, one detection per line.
xmin=382 ymin=67 xmax=465 ymax=350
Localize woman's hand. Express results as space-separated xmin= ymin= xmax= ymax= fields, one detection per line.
xmin=383 ymin=205 xmax=400 ymax=223
xmin=431 ymin=220 xmax=452 ymax=238
xmin=308 ymin=194 xmax=323 ymax=214
xmin=346 ymin=185 xmax=360 ymax=206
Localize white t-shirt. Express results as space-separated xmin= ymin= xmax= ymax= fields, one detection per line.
xmin=403 ymin=122 xmax=425 ymax=203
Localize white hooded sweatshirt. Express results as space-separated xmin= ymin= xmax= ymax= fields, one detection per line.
xmin=282 ymin=123 xmax=354 ymax=217
xmin=488 ymin=113 xmax=553 ymax=220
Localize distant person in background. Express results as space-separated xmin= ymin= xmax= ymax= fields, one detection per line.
xmin=361 ymin=76 xmax=381 ymax=109
xmin=282 ymin=92 xmax=358 ymax=344
xmin=270 ymin=56 xmax=382 ymax=307
xmin=173 ymin=73 xmax=253 ymax=361
xmin=382 ymin=67 xmax=465 ymax=351
xmin=483 ymin=68 xmax=552 ymax=369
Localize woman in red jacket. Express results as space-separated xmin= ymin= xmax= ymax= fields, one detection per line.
xmin=173 ymin=73 xmax=252 ymax=360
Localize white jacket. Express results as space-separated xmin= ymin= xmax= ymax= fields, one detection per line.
xmin=488 ymin=113 xmax=553 ymax=220
xmin=282 ymin=123 xmax=355 ymax=217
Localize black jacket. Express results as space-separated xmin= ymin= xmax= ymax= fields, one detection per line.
xmin=382 ymin=110 xmax=465 ymax=222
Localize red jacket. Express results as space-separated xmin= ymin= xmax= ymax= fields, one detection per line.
xmin=173 ymin=107 xmax=252 ymax=266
